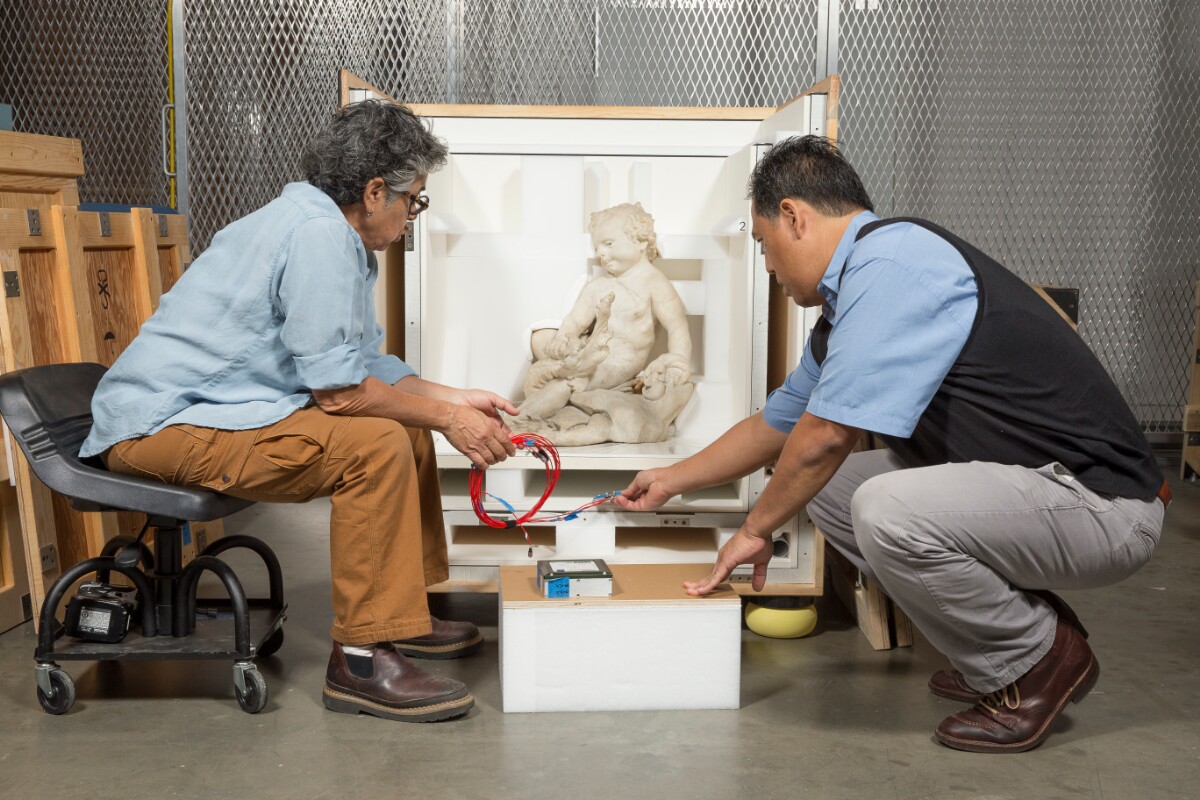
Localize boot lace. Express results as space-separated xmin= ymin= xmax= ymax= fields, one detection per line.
xmin=978 ymin=684 xmax=1021 ymax=716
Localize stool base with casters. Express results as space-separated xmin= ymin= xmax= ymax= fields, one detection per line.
xmin=0 ymin=362 xmax=289 ymax=715
xmin=34 ymin=526 xmax=287 ymax=715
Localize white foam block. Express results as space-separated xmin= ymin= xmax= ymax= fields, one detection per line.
xmin=499 ymin=564 xmax=741 ymax=712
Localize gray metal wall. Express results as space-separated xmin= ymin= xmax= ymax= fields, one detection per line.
xmin=3 ymin=1 xmax=1196 ymax=433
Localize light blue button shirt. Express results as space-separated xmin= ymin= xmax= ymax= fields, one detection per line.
xmin=762 ymin=211 xmax=979 ymax=437
xmin=80 ymin=182 xmax=414 ymax=457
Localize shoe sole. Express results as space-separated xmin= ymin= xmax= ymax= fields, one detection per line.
xmin=322 ymin=686 xmax=474 ymax=722
xmin=934 ymin=656 xmax=1100 ymax=754
xmin=393 ymin=631 xmax=484 ymax=660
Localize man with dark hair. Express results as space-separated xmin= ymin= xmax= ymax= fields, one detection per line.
xmin=615 ymin=134 xmax=1167 ymax=752
xmin=83 ymin=101 xmax=517 ymax=722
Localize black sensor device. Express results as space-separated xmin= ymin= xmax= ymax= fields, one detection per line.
xmin=64 ymin=582 xmax=139 ymax=643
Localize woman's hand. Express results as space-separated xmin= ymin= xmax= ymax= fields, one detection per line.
xmin=449 ymin=389 xmax=519 ymax=425
xmin=442 ymin=404 xmax=516 ymax=468
xmin=442 ymin=389 xmax=519 ymax=468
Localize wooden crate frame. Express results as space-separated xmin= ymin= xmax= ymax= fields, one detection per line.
xmin=0 ymin=130 xmax=84 ymax=211
xmin=0 ymin=204 xmax=218 ymax=622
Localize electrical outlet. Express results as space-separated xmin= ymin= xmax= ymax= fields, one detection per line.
xmin=39 ymin=544 xmax=56 ymax=571
xmin=659 ymin=515 xmax=691 ymax=527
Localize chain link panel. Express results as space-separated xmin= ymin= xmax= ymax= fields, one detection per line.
xmin=838 ymin=0 xmax=1200 ymax=433
xmin=0 ymin=0 xmax=171 ymax=206
xmin=180 ymin=0 xmax=817 ymax=253
xmin=5 ymin=1 xmax=1192 ymax=431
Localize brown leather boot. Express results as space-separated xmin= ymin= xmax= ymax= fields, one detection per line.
xmin=928 ymin=590 xmax=1088 ymax=703
xmin=928 ymin=669 xmax=986 ymax=703
xmin=323 ymin=642 xmax=474 ymax=722
xmin=934 ymin=620 xmax=1100 ymax=753
xmin=393 ymin=616 xmax=483 ymax=659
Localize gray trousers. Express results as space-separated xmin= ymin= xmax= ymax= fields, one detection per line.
xmin=807 ymin=449 xmax=1165 ymax=692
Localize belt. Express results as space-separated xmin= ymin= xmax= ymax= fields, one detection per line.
xmin=1157 ymin=478 xmax=1172 ymax=509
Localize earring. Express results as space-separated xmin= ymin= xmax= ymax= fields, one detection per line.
xmin=366 ymin=211 xmax=374 ymax=217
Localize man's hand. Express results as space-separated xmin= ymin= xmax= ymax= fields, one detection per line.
xmin=683 ymin=528 xmax=774 ymax=596
xmin=612 ymin=468 xmax=675 ymax=512
xmin=443 ymin=405 xmax=515 ymax=469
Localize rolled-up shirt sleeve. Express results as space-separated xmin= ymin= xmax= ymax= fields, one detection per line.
xmin=277 ymin=218 xmax=370 ymax=390
xmin=362 ymin=320 xmax=416 ymax=384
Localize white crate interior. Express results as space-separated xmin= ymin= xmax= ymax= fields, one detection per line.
xmin=400 ymin=98 xmax=829 ymax=582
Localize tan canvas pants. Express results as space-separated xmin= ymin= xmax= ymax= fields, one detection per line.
xmin=104 ymin=406 xmax=448 ymax=645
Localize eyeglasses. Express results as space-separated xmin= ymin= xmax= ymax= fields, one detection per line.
xmin=405 ymin=192 xmax=430 ymax=217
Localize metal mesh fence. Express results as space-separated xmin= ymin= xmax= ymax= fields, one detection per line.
xmin=0 ymin=0 xmax=171 ymax=207
xmin=3 ymin=1 xmax=1194 ymax=431
xmin=179 ymin=0 xmax=818 ymax=253
xmin=838 ymin=0 xmax=1200 ymax=434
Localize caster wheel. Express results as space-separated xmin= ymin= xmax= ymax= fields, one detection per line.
xmin=257 ymin=627 xmax=284 ymax=658
xmin=745 ymin=599 xmax=818 ymax=639
xmin=36 ymin=668 xmax=76 ymax=715
xmin=234 ymin=666 xmax=268 ymax=714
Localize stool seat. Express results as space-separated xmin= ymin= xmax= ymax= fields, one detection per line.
xmin=0 ymin=362 xmax=252 ymax=521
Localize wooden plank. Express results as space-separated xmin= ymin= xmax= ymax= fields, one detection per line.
xmin=0 ymin=207 xmax=54 ymax=249
xmin=1030 ymin=284 xmax=1079 ymax=330
xmin=1182 ymin=281 xmax=1200 ymax=479
xmin=892 ymin=603 xmax=915 ymax=648
xmin=1182 ymin=434 xmax=1200 ymax=481
xmin=48 ymin=207 xmax=97 ymax=363
xmin=0 ymin=130 xmax=85 ymax=178
xmin=500 ymin=563 xmax=740 ymax=608
xmin=1183 ymin=404 xmax=1200 ymax=433
xmin=130 ymin=208 xmax=165 ymax=306
xmin=0 ymin=472 xmax=33 ymax=632
xmin=0 ymin=174 xmax=81 ymax=210
xmin=776 ymin=73 xmax=840 ymax=141
xmin=410 ymin=103 xmax=776 ymax=121
xmin=142 ymin=209 xmax=191 ymax=300
xmin=0 ymin=246 xmax=66 ymax=619
xmin=825 ymin=540 xmax=906 ymax=651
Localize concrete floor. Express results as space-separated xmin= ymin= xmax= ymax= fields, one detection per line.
xmin=2 ymin=475 xmax=1199 ymax=800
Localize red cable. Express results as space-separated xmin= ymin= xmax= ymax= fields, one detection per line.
xmin=469 ymin=433 xmax=620 ymax=554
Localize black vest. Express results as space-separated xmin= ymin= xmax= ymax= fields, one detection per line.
xmin=809 ymin=217 xmax=1162 ymax=500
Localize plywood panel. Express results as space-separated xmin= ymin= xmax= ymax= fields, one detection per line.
xmin=157 ymin=246 xmax=182 ymax=294
xmin=83 ymin=248 xmax=146 ymax=366
xmin=0 ymin=481 xmax=32 ymax=632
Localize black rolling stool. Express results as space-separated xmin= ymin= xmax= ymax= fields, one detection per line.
xmin=0 ymin=362 xmax=287 ymax=714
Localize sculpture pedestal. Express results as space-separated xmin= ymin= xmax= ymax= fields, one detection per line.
xmin=499 ymin=563 xmax=741 ymax=712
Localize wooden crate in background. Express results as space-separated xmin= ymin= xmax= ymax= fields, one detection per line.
xmin=0 ymin=204 xmax=94 ymax=622
xmin=1181 ymin=281 xmax=1200 ymax=480
xmin=0 ymin=129 xmax=224 ymax=626
xmin=0 ymin=131 xmax=86 ymax=630
xmin=0 ymin=130 xmax=83 ymax=211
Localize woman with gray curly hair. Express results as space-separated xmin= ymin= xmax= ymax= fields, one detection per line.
xmin=82 ymin=99 xmax=517 ymax=722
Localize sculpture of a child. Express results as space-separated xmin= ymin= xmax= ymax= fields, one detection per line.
xmin=513 ymin=202 xmax=694 ymax=445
